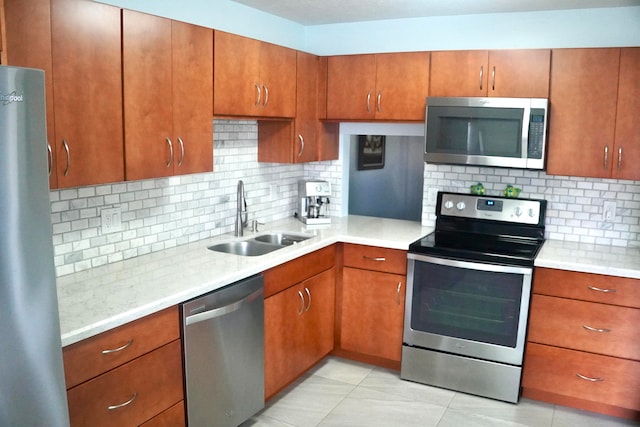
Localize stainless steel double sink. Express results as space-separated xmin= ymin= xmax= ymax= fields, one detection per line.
xmin=207 ymin=232 xmax=313 ymax=256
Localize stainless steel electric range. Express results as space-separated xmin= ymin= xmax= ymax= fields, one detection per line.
xmin=401 ymin=191 xmax=547 ymax=403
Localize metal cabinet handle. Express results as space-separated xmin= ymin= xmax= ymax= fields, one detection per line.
xmin=255 ymin=83 xmax=261 ymax=106
xmin=617 ymin=147 xmax=623 ymax=171
xmin=297 ymin=290 xmax=305 ymax=315
xmin=583 ymin=325 xmax=611 ymax=333
xmin=588 ymin=285 xmax=617 ymax=293
xmin=377 ymin=91 xmax=382 ymax=112
xmin=62 ymin=139 xmax=70 ymax=176
xmin=47 ymin=143 xmax=53 ymax=177
xmin=576 ymin=373 xmax=604 ymax=382
xmin=297 ymin=135 xmax=304 ymax=157
xmin=366 ymin=90 xmax=371 ymax=113
xmin=107 ymin=392 xmax=138 ymax=410
xmin=263 ymin=85 xmax=269 ymax=107
xmin=491 ymin=66 xmax=496 ymax=91
xmin=363 ymin=256 xmax=386 ymax=262
xmin=101 ymin=339 xmax=134 ymax=354
xmin=603 ymin=145 xmax=609 ymax=169
xmin=177 ymin=137 xmax=185 ymax=167
xmin=165 ymin=137 xmax=173 ymax=168
xmin=304 ymin=287 xmax=311 ymax=312
xmin=396 ymin=282 xmax=402 ymax=305
xmin=479 ymin=66 xmax=484 ymax=91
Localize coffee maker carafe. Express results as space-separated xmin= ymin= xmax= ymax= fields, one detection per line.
xmin=298 ymin=180 xmax=331 ymax=224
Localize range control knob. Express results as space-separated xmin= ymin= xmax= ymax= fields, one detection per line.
xmin=456 ymin=201 xmax=466 ymax=211
xmin=444 ymin=200 xmax=454 ymax=209
xmin=515 ymin=207 xmax=523 ymax=217
xmin=528 ymin=208 xmax=536 ymax=218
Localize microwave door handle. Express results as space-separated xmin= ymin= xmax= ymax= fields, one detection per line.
xmin=522 ymin=106 xmax=532 ymax=159
xmin=478 ymin=130 xmax=484 ymax=155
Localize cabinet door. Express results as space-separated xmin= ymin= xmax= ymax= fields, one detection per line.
xmin=612 ymin=47 xmax=640 ymax=180
xmin=488 ymin=49 xmax=550 ymax=98
xmin=259 ymin=41 xmax=296 ymax=118
xmin=264 ymin=284 xmax=306 ymax=399
xmin=123 ymin=10 xmax=173 ymax=181
xmin=546 ymin=48 xmax=620 ymax=178
xmin=213 ymin=31 xmax=260 ymax=116
xmin=341 ymin=267 xmax=406 ymax=362
xmin=326 ymin=54 xmax=377 ymax=120
xmin=300 ymin=268 xmax=335 ymax=371
xmin=171 ymin=20 xmax=213 ymax=175
xmin=294 ymin=51 xmax=320 ymax=162
xmin=375 ymin=52 xmax=430 ymax=121
xmin=51 ymin=0 xmax=124 ymax=188
xmin=3 ymin=0 xmax=57 ymax=188
xmin=430 ymin=50 xmax=488 ymax=97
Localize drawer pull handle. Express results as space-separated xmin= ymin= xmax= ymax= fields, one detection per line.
xmin=363 ymin=256 xmax=385 ymax=262
xmin=588 ymin=285 xmax=617 ymax=293
xmin=101 ymin=339 xmax=134 ymax=355
xmin=107 ymin=392 xmax=138 ymax=410
xmin=576 ymin=373 xmax=604 ymax=382
xmin=304 ymin=287 xmax=311 ymax=312
xmin=583 ymin=325 xmax=611 ymax=333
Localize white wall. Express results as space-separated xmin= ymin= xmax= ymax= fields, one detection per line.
xmin=95 ymin=1 xmax=640 ymax=54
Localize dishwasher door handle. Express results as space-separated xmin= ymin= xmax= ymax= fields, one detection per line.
xmin=185 ymin=288 xmax=262 ymax=326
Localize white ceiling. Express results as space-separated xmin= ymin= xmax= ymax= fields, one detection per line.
xmin=231 ymin=0 xmax=640 ymax=25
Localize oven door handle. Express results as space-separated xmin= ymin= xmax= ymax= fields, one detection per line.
xmin=407 ymin=253 xmax=533 ymax=275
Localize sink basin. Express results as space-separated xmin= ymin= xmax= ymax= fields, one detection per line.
xmin=252 ymin=232 xmax=313 ymax=246
xmin=207 ymin=240 xmax=283 ymax=256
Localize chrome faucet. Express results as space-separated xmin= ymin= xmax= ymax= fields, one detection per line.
xmin=235 ymin=180 xmax=248 ymax=236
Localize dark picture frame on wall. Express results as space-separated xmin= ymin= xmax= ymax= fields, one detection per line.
xmin=357 ymin=135 xmax=386 ymax=170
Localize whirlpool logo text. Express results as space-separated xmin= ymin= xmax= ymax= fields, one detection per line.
xmin=0 ymin=91 xmax=24 ymax=105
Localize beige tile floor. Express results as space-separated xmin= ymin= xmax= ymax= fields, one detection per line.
xmin=242 ymin=357 xmax=639 ymax=427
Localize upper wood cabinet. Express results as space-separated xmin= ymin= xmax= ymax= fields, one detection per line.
xmin=51 ymin=0 xmax=124 ymax=188
xmin=430 ymin=49 xmax=551 ymax=98
xmin=214 ymin=31 xmax=296 ymax=118
xmin=612 ymin=47 xmax=640 ymax=181
xmin=326 ymin=52 xmax=430 ymax=121
xmin=546 ymin=48 xmax=625 ymax=179
xmin=3 ymin=0 xmax=57 ymax=187
xmin=123 ymin=11 xmax=213 ymax=181
xmin=257 ymin=53 xmax=338 ymax=163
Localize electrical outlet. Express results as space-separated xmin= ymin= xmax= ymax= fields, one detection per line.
xmin=101 ymin=207 xmax=122 ymax=234
xmin=602 ymin=201 xmax=617 ymax=222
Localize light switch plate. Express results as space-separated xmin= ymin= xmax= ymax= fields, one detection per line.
xmin=602 ymin=201 xmax=617 ymax=222
xmin=101 ymin=207 xmax=122 ymax=234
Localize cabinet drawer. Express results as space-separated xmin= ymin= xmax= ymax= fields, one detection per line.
xmin=63 ymin=306 xmax=180 ymax=388
xmin=528 ymin=295 xmax=640 ymax=360
xmin=523 ymin=343 xmax=640 ymax=411
xmin=67 ymin=340 xmax=184 ymax=427
xmin=534 ymin=268 xmax=640 ymax=309
xmin=264 ymin=245 xmax=335 ymax=297
xmin=139 ymin=401 xmax=185 ymax=427
xmin=343 ymin=243 xmax=407 ymax=275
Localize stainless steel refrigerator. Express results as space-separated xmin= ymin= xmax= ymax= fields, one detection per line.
xmin=0 ymin=65 xmax=70 ymax=426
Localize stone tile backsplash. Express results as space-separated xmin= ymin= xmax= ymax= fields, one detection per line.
xmin=51 ymin=120 xmax=639 ymax=276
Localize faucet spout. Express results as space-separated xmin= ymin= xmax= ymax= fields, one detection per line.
xmin=235 ymin=180 xmax=247 ymax=236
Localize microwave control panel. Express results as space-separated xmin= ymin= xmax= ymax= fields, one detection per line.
xmin=439 ymin=193 xmax=544 ymax=225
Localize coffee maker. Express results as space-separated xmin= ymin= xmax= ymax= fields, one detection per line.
xmin=298 ymin=180 xmax=331 ymax=224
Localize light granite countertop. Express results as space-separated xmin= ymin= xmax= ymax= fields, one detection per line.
xmin=57 ymin=215 xmax=640 ymax=347
xmin=56 ymin=215 xmax=433 ymax=347
xmin=535 ymin=239 xmax=640 ymax=279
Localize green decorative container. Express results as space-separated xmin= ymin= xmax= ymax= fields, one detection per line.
xmin=503 ymin=185 xmax=522 ymax=198
xmin=470 ymin=183 xmax=486 ymax=195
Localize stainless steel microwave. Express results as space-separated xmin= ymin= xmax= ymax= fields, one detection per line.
xmin=424 ymin=97 xmax=548 ymax=169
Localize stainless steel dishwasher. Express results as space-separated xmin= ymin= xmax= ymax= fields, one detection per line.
xmin=181 ymin=274 xmax=264 ymax=427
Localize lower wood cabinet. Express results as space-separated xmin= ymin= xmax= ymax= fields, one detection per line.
xmin=263 ymin=246 xmax=336 ymax=400
xmin=63 ymin=307 xmax=184 ymax=427
xmin=523 ymin=268 xmax=640 ymax=420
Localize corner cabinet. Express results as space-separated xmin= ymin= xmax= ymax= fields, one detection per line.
xmin=214 ymin=30 xmax=296 ymax=119
xmin=63 ymin=307 xmax=185 ymax=427
xmin=326 ymin=52 xmax=430 ymax=121
xmin=429 ymin=49 xmax=550 ymax=98
xmin=263 ymin=246 xmax=336 ymax=399
xmin=337 ymin=244 xmax=407 ymax=368
xmin=546 ymin=48 xmax=640 ymax=180
xmin=123 ymin=10 xmax=213 ymax=181
xmin=522 ymin=268 xmax=640 ymax=420
xmin=258 ymin=53 xmax=339 ymax=163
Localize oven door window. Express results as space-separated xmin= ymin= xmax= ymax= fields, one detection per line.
xmin=410 ymin=261 xmax=524 ymax=347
